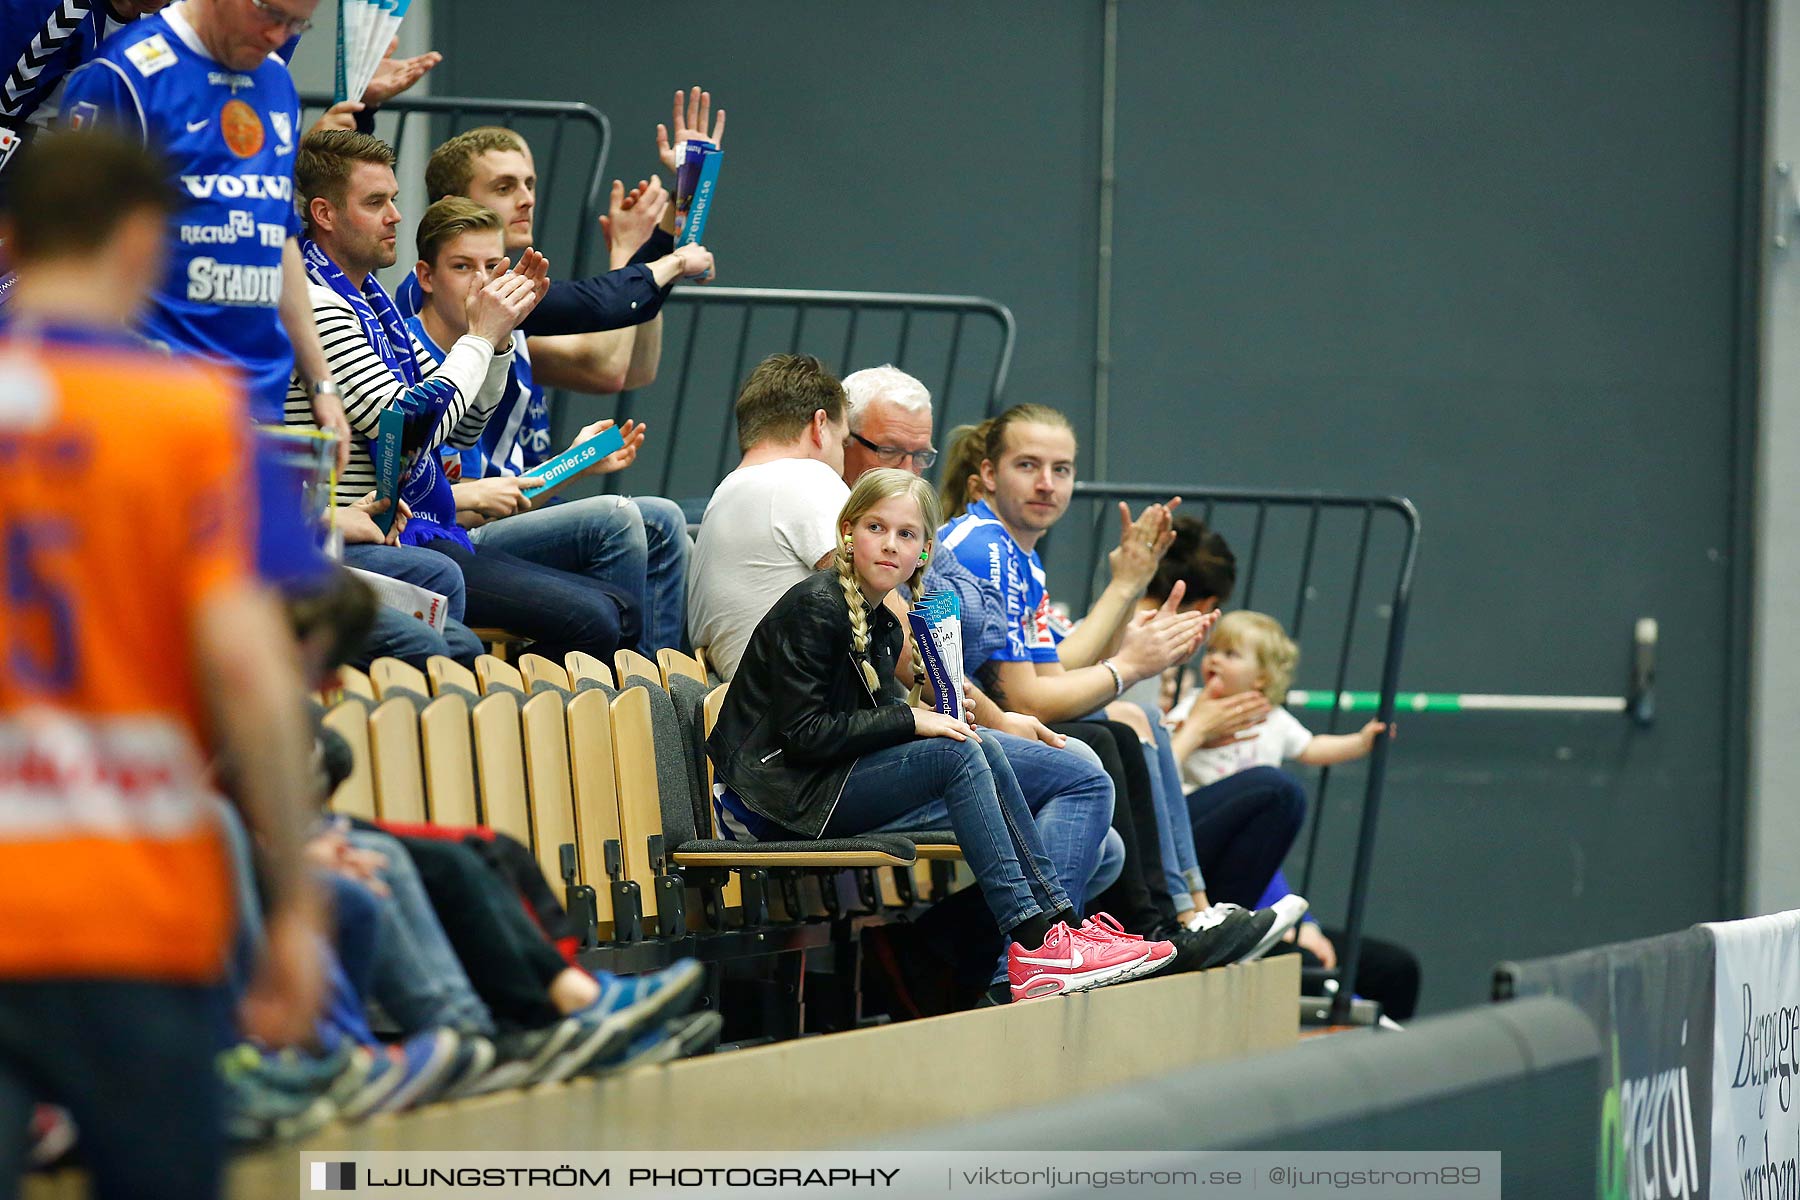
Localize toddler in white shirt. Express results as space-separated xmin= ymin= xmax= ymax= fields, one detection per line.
xmin=1168 ymin=610 xmax=1389 ymax=791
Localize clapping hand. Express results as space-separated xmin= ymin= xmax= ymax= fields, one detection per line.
xmin=602 ymin=177 xmax=670 ymax=266
xmin=1108 ymin=498 xmax=1180 ymax=592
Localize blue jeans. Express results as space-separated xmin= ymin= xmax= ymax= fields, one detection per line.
xmin=985 ymin=730 xmax=1117 ymax=911
xmin=472 ymin=493 xmax=692 ymax=653
xmin=346 ymin=828 xmax=495 ymax=1036
xmin=341 ymin=542 xmax=484 ymax=667
xmin=821 ymin=734 xmax=1075 ymax=961
xmin=328 ymin=874 xmax=382 ymax=997
xmin=1090 ymin=828 xmax=1126 ymax=900
xmin=216 ymin=804 xmax=379 ymax=1053
xmin=1186 ymin=766 xmax=1308 ymax=909
xmin=430 ymin=539 xmax=636 ymax=663
xmin=1143 ymin=710 xmax=1206 ymax=908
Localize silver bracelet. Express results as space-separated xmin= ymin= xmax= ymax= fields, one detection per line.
xmin=1100 ymin=658 xmax=1125 ymax=699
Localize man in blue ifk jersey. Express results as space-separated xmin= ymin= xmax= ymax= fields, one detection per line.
xmin=0 ymin=0 xmax=168 ymax=171
xmin=58 ymin=0 xmax=350 ymax=464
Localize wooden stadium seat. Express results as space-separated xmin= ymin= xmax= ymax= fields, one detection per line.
xmin=520 ymin=689 xmax=580 ymax=889
xmin=613 ymin=681 xmax=915 ymax=874
xmin=519 ymin=652 xmax=572 ymax=693
xmin=476 ymin=653 xmax=526 ymax=696
xmin=702 ymin=682 xmax=729 ymax=746
xmin=658 ymin=648 xmax=707 ymax=689
xmin=609 ymin=687 xmax=671 ymax=924
xmin=566 ymin=689 xmax=629 ymax=932
xmin=693 ymin=645 xmax=711 ymax=680
xmin=419 ymin=693 xmax=479 ymax=827
xmin=696 ymin=684 xmax=742 ymax=914
xmin=561 ymin=651 xmax=612 ymax=690
xmin=564 ymin=651 xmax=614 ymax=689
xmin=366 ymin=696 xmax=427 ymax=824
xmin=369 ymin=656 xmax=430 ymax=700
xmin=614 ymin=648 xmax=660 ymax=688
xmin=426 ymin=655 xmax=480 ymax=698
xmin=470 ymin=690 xmax=531 ymax=848
xmin=337 ymin=665 xmax=375 ymax=702
xmin=323 ymin=700 xmax=377 ymax=821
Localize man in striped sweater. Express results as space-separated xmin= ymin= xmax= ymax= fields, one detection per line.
xmin=283 ymin=129 xmax=639 ymax=663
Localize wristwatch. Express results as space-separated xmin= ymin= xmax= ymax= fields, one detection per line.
xmin=311 ymin=379 xmax=341 ymax=398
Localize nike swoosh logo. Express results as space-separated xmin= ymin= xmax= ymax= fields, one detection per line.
xmin=186 ymin=119 xmax=207 ymax=132
xmin=1015 ymin=946 xmax=1082 ymax=969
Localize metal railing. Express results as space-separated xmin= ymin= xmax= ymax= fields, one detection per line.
xmin=296 ymin=97 xmax=1014 ymax=512
xmin=592 ymin=287 xmax=1016 ymax=504
xmin=1068 ymin=481 xmax=1420 ymax=1024
xmin=299 ymin=94 xmax=612 ymax=278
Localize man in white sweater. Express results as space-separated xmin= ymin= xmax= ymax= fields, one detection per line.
xmin=686 ymin=354 xmax=851 ymax=680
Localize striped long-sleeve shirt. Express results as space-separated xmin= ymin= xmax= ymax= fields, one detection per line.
xmin=284 ymin=280 xmax=513 ymax=506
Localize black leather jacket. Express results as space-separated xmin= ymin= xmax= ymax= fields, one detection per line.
xmin=707 ymin=569 xmax=916 ymax=838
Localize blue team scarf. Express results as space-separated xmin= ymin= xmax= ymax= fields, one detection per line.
xmin=300 ymin=236 xmax=470 ymax=550
xmin=301 ymin=236 xmax=418 ymax=386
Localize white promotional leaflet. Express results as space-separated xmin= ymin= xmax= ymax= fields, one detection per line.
xmin=348 ymin=567 xmax=449 ymax=633
xmin=1706 ymin=910 xmax=1800 ymax=1199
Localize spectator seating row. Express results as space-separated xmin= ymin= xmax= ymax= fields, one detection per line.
xmin=323 ymin=652 xmax=957 ymax=1038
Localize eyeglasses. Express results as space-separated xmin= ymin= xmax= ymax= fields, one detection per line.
xmin=849 ymin=432 xmax=937 ymax=470
xmin=247 ymin=0 xmax=314 ymax=34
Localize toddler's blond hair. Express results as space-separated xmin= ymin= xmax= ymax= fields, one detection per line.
xmin=1211 ymin=610 xmax=1299 ymax=705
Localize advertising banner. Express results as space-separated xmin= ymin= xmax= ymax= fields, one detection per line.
xmin=1706 ymin=911 xmax=1800 ymax=1200
xmin=1508 ymin=926 xmax=1714 ymax=1199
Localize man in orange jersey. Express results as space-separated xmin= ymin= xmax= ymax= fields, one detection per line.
xmin=0 ymin=131 xmax=323 ymax=1199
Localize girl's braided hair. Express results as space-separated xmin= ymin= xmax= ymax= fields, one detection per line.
xmin=834 ymin=468 xmax=943 ymax=691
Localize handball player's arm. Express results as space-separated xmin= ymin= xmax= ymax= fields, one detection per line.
xmin=186 ymin=399 xmax=324 ymax=1045
xmin=196 ymin=582 xmax=328 ymax=1046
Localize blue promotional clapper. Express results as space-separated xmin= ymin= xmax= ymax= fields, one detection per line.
xmin=370 ymin=405 xmax=405 ymax=534
xmin=906 ymin=589 xmax=966 ymax=720
xmin=520 ymin=424 xmax=627 ymax=500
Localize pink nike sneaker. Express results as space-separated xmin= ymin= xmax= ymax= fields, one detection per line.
xmin=1008 ymin=920 xmax=1151 ymax=1001
xmin=1079 ymin=912 xmax=1176 ymax=982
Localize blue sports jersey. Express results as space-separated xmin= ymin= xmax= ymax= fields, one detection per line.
xmin=60 ymin=6 xmax=301 ymax=421
xmin=0 ymin=0 xmax=123 ymax=136
xmin=400 ymin=275 xmax=553 ymax=474
xmin=938 ymin=499 xmax=1060 ymax=665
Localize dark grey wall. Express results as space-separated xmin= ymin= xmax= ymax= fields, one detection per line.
xmin=438 ymin=1 xmax=1756 ymax=1011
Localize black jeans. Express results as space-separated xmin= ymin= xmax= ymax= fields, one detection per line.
xmin=1057 ymin=721 xmax=1176 ymax=933
xmin=0 ymin=980 xmax=224 ymax=1200
xmin=1185 ymin=766 xmax=1307 ymax=908
xmin=396 ymin=835 xmax=567 ymax=1032
xmin=429 ymin=540 xmax=639 ymax=663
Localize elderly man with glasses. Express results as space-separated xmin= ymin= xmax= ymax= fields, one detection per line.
xmin=840 ymin=363 xmax=939 ymax=483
